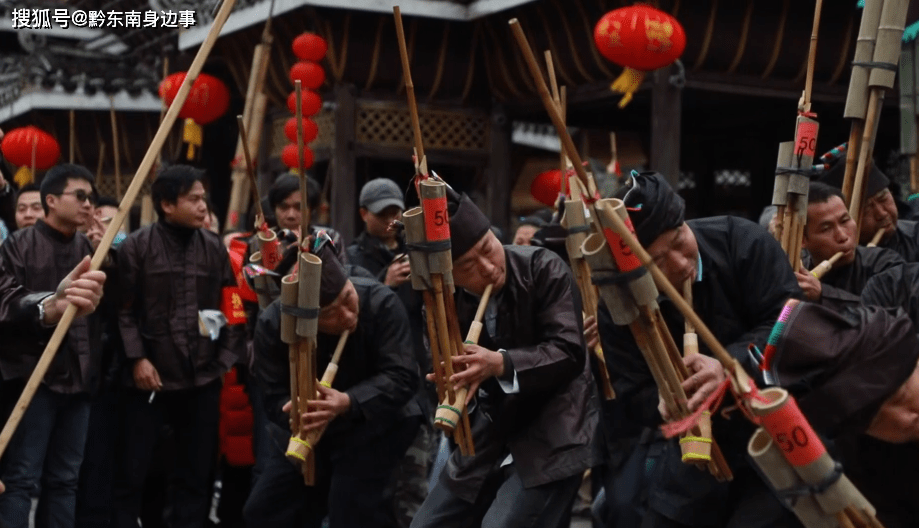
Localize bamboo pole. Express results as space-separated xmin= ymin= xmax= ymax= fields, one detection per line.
xmin=69 ymin=110 xmax=75 ymax=163
xmin=394 ymin=7 xmax=425 ymax=164
xmin=509 ymin=18 xmax=749 ymax=390
xmin=295 ymin=80 xmax=308 ymax=245
xmin=236 ymin=115 xmax=265 ymax=224
xmin=0 ymin=0 xmax=239 ymax=462
xmin=95 ymin=143 xmax=106 ymax=182
xmin=110 ymin=103 xmax=122 ymax=199
xmin=799 ymin=0 xmax=824 ymax=114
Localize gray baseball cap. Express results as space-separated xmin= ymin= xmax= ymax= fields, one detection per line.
xmin=359 ymin=178 xmax=405 ymax=214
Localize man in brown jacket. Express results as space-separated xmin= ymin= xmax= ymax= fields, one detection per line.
xmin=113 ymin=165 xmax=245 ymax=528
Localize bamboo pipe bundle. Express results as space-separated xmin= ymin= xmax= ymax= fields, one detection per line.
xmin=237 ymin=115 xmax=281 ymax=269
xmin=681 ymin=280 xmax=713 ymax=465
xmin=842 ymin=0 xmax=885 ymax=206
xmin=809 ymin=251 xmax=844 ymax=280
xmin=561 ymin=197 xmax=615 ymax=400
xmin=247 ymin=252 xmax=273 ymax=309
xmin=866 ymin=227 xmax=885 ymax=247
xmin=748 ymin=429 xmax=837 ymax=528
xmin=394 ymin=6 xmax=474 ymax=457
xmin=0 ymin=0 xmax=238 ymax=468
xmin=772 ymin=142 xmax=793 ymax=245
xmin=509 ymin=18 xmax=755 ymax=399
xmin=774 ymin=114 xmax=819 ymax=270
xmin=848 ymin=0 xmax=910 ymax=234
xmin=749 ymin=388 xmax=880 ymax=527
xmin=297 ymin=331 xmax=350 ymax=463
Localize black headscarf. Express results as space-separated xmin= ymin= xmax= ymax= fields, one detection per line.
xmin=770 ymin=300 xmax=919 ymax=438
xmin=613 ymin=171 xmax=685 ymax=247
xmin=446 ymin=188 xmax=492 ymax=260
xmin=818 ymin=151 xmax=890 ymax=200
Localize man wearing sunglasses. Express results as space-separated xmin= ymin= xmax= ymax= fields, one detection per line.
xmin=0 ymin=163 xmax=102 ymax=528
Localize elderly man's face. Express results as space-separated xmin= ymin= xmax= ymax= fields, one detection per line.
xmin=866 ymin=363 xmax=919 ymax=443
xmin=647 ymin=222 xmax=699 ymax=290
xmin=453 ymin=230 xmax=506 ymax=296
xmin=513 ymin=224 xmax=538 ymax=246
xmin=860 ymin=188 xmax=898 ymax=245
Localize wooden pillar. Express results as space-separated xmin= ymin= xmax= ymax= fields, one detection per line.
xmin=484 ymin=104 xmax=512 ymax=236
xmin=651 ymin=63 xmax=683 ymax=188
xmin=331 ymin=83 xmax=357 ymax=242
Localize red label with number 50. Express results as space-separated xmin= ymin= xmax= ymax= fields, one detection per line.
xmin=760 ymin=395 xmax=825 ymax=467
xmin=794 ymin=120 xmax=818 ymax=159
xmin=423 ymin=196 xmax=450 ymax=241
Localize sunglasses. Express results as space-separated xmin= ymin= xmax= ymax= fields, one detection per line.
xmin=58 ymin=190 xmax=96 ymax=204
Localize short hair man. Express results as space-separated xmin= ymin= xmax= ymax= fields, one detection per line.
xmin=267 ymin=173 xmax=345 ymax=261
xmin=244 ymin=241 xmax=421 ymax=527
xmin=411 ymin=190 xmax=599 ymax=528
xmin=113 ymin=165 xmax=246 ymax=527
xmin=820 ymin=152 xmax=919 ymax=262
xmin=14 ymin=184 xmax=42 ymax=230
xmin=600 ymin=172 xmax=803 ymax=528
xmin=797 ymin=182 xmax=904 ymax=306
xmin=769 ymin=300 xmax=919 ymax=527
xmin=0 ymin=163 xmax=102 ymax=528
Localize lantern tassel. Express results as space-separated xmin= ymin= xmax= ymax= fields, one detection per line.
xmin=183 ymin=118 xmax=203 ymax=160
xmin=13 ymin=167 xmax=33 ymax=188
xmin=610 ymin=67 xmax=646 ymax=108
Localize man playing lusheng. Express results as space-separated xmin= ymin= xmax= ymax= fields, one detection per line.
xmin=599 ymin=172 xmax=804 ymax=527
xmin=411 ymin=189 xmax=599 ymax=528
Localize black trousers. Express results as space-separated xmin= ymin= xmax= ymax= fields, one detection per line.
xmin=243 ymin=416 xmax=419 ymax=528
xmin=111 ymin=381 xmax=221 ymax=528
xmin=75 ymin=387 xmax=119 ymax=528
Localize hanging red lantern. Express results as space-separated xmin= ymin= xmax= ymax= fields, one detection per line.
xmin=0 ymin=126 xmax=61 ymax=187
xmin=284 ymin=117 xmax=319 ymax=143
xmin=287 ymin=90 xmax=322 ymax=116
xmin=281 ymin=144 xmax=315 ymax=171
xmin=594 ymin=5 xmax=686 ymax=107
xmin=292 ymin=33 xmax=328 ymax=61
xmin=289 ymin=61 xmax=325 ymax=90
xmin=159 ymin=72 xmax=231 ymax=159
xmin=530 ymin=169 xmax=561 ymax=207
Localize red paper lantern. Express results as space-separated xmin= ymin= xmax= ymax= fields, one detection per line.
xmin=594 ymin=5 xmax=686 ymax=107
xmin=284 ymin=117 xmax=319 ymax=143
xmin=292 ymin=33 xmax=328 ymax=61
xmin=530 ymin=169 xmax=561 ymax=207
xmin=1 ymin=126 xmax=60 ymax=169
xmin=289 ymin=61 xmax=325 ymax=90
xmin=287 ymin=90 xmax=322 ymax=116
xmin=281 ymin=144 xmax=315 ymax=170
xmin=158 ymin=72 xmax=230 ymax=124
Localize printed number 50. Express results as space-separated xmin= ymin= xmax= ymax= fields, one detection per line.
xmin=775 ymin=426 xmax=809 ymax=453
xmin=433 ymin=210 xmax=447 ymax=226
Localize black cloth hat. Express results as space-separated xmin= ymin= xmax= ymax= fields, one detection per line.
xmin=446 ymin=188 xmax=492 ymax=260
xmin=770 ymin=300 xmax=919 ymax=437
xmin=613 ymin=171 xmax=685 ymax=248
xmin=274 ymin=231 xmax=348 ymax=307
xmin=818 ymin=151 xmax=890 ymax=200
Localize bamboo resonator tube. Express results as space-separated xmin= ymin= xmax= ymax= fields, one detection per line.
xmin=809 ymin=252 xmax=844 ymax=280
xmin=748 ymin=388 xmax=880 ymax=528
xmin=295 ymin=331 xmax=350 ymax=461
xmin=681 ymin=280 xmax=713 ymax=465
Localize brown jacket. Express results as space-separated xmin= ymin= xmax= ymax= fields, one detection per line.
xmin=443 ymin=245 xmax=601 ymax=501
xmin=0 ymin=220 xmax=100 ymax=393
xmin=118 ymin=220 xmax=244 ymax=390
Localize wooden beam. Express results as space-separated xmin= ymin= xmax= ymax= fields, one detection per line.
xmin=651 ymin=64 xmax=682 ymax=188
xmin=484 ymin=103 xmax=512 ymax=235
xmin=331 ymin=83 xmax=357 ymax=242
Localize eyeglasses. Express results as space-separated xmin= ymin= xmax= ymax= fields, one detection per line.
xmin=58 ymin=190 xmax=96 ymax=205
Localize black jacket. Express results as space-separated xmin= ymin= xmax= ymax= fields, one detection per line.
xmin=443 ymin=245 xmax=600 ymax=501
xmin=601 ymin=216 xmax=803 ymax=525
xmin=118 ymin=220 xmax=245 ymax=390
xmin=803 ymin=246 xmax=905 ymax=309
xmin=254 ymin=276 xmax=421 ymax=452
xmin=879 ymin=219 xmax=919 ymax=263
xmin=0 ymin=220 xmax=101 ymax=393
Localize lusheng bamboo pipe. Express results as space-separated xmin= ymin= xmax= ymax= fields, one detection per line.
xmin=866 ymin=227 xmax=884 ymax=247
xmin=110 ymin=103 xmax=122 ymax=199
xmin=0 ymin=0 xmax=238 ymax=473
xmin=809 ymin=251 xmax=844 ymax=280
xmin=236 ymin=115 xmax=265 ymax=223
xmin=509 ymin=18 xmax=752 ymax=393
xmin=798 ymin=0 xmax=824 ymax=114
xmin=394 ymin=6 xmax=426 ymax=165
xmin=295 ymin=80 xmax=309 ymax=248
xmin=298 ymin=331 xmax=350 ymax=462
xmin=681 ymin=280 xmax=712 ymax=466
